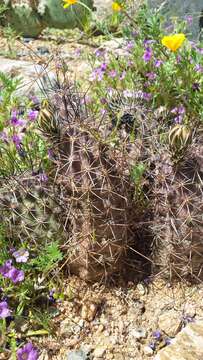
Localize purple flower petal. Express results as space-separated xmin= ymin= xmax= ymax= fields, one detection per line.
xmin=0 ymin=260 xmax=13 ymax=277
xmin=152 ymin=330 xmax=162 ymax=340
xmin=154 ymin=59 xmax=163 ymax=67
xmin=0 ymin=301 xmax=11 ymax=319
xmin=17 ymin=342 xmax=38 ymax=360
xmin=28 ymin=110 xmax=38 ymax=122
xmin=7 ymin=268 xmax=25 ymax=283
xmin=108 ymin=70 xmax=117 ymax=78
xmin=13 ymin=249 xmax=29 ymax=263
xmin=143 ymin=47 xmax=152 ymax=62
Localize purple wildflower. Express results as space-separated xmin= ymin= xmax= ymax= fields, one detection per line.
xmin=28 ymin=110 xmax=38 ymax=122
xmin=90 ymin=68 xmax=104 ymax=82
xmin=152 ymin=330 xmax=162 ymax=340
xmin=120 ymin=71 xmax=126 ymax=80
xmin=131 ymin=31 xmax=138 ymax=37
xmin=101 ymin=108 xmax=106 ymax=116
xmin=154 ymin=59 xmax=163 ymax=68
xmin=0 ymin=260 xmax=24 ymax=283
xmin=171 ymin=106 xmax=185 ymax=115
xmin=10 ymin=110 xmax=18 ymax=121
xmin=126 ymin=41 xmax=134 ymax=51
xmin=171 ymin=106 xmax=185 ymax=123
xmin=185 ymin=15 xmax=193 ymax=26
xmin=143 ymin=92 xmax=152 ymax=101
xmin=127 ymin=60 xmax=134 ymax=67
xmin=11 ymin=117 xmax=26 ymax=127
xmin=48 ymin=289 xmax=56 ymax=303
xmin=94 ymin=48 xmax=105 ymax=57
xmin=9 ymin=247 xmax=16 ymax=254
xmin=143 ymin=39 xmax=155 ymax=46
xmin=17 ymin=342 xmax=38 ymax=360
xmin=38 ymin=172 xmax=48 ymax=182
xmin=143 ymin=47 xmax=152 ymax=62
xmin=7 ymin=268 xmax=25 ymax=284
xmin=0 ymin=301 xmax=11 ymax=319
xmin=12 ymin=134 xmax=23 ymax=148
xmin=146 ymin=72 xmax=156 ymax=80
xmin=108 ymin=70 xmax=117 ymax=78
xmin=196 ymin=48 xmax=203 ymax=55
xmin=194 ymin=64 xmax=203 ymax=73
xmin=13 ymin=249 xmax=29 ymax=263
xmin=100 ymin=97 xmax=107 ymax=105
xmin=0 ymin=260 xmax=13 ymax=277
xmin=0 ymin=131 xmax=8 ymax=142
xmin=100 ymin=63 xmax=107 ymax=71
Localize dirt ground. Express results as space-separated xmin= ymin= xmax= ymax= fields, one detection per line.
xmin=36 ymin=276 xmax=203 ymax=360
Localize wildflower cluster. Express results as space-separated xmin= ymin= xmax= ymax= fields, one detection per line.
xmin=0 ymin=76 xmax=49 ymax=177
xmin=88 ymin=3 xmax=203 ymax=129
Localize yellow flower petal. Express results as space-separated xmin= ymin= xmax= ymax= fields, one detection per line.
xmin=112 ymin=2 xmax=122 ymax=12
xmin=161 ymin=33 xmax=186 ymax=52
xmin=63 ymin=0 xmax=77 ymax=8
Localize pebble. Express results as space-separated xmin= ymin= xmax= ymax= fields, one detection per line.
xmin=97 ymin=324 xmax=105 ymax=333
xmin=143 ymin=346 xmax=154 ymax=356
xmin=23 ymin=37 xmax=33 ymax=43
xmin=137 ymin=283 xmax=146 ymax=296
xmin=158 ymin=309 xmax=182 ymax=337
xmin=37 ymin=46 xmax=50 ymax=55
xmin=131 ymin=328 xmax=147 ymax=339
xmin=81 ymin=301 xmax=98 ymax=322
xmin=93 ymin=347 xmax=106 ymax=358
xmin=67 ymin=350 xmax=88 ymax=360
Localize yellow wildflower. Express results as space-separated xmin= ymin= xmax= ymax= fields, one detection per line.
xmin=63 ymin=0 xmax=78 ymax=8
xmin=112 ymin=2 xmax=122 ymax=12
xmin=161 ymin=33 xmax=186 ymax=52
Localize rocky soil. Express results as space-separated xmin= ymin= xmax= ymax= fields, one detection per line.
xmin=35 ymin=277 xmax=203 ymax=359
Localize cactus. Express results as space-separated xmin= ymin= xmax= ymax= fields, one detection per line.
xmin=0 ymin=172 xmax=68 ymax=249
xmin=0 ymin=83 xmax=138 ymax=282
xmin=0 ymin=0 xmax=93 ymax=37
xmin=38 ymin=84 xmax=138 ymax=282
xmin=151 ymin=135 xmax=203 ymax=281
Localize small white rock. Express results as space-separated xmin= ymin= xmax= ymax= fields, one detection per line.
xmin=131 ymin=328 xmax=147 ymax=339
xmin=143 ymin=346 xmax=154 ymax=356
xmin=94 ymin=347 xmax=106 ymax=358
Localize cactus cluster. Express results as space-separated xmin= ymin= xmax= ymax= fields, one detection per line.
xmin=1 ymin=78 xmax=203 ymax=283
xmin=0 ymin=83 xmax=139 ymax=282
xmin=151 ymin=133 xmax=203 ymax=281
xmin=106 ymin=92 xmax=203 ymax=282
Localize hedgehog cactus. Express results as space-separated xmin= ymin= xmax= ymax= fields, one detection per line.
xmin=0 ymin=83 xmax=138 ymax=282
xmin=151 ymin=135 xmax=203 ymax=281
xmin=38 ymin=86 xmax=138 ymax=282
xmin=0 ymin=172 xmax=68 ymax=248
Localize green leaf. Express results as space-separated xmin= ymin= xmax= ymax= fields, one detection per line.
xmin=26 ymin=329 xmax=49 ymax=337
